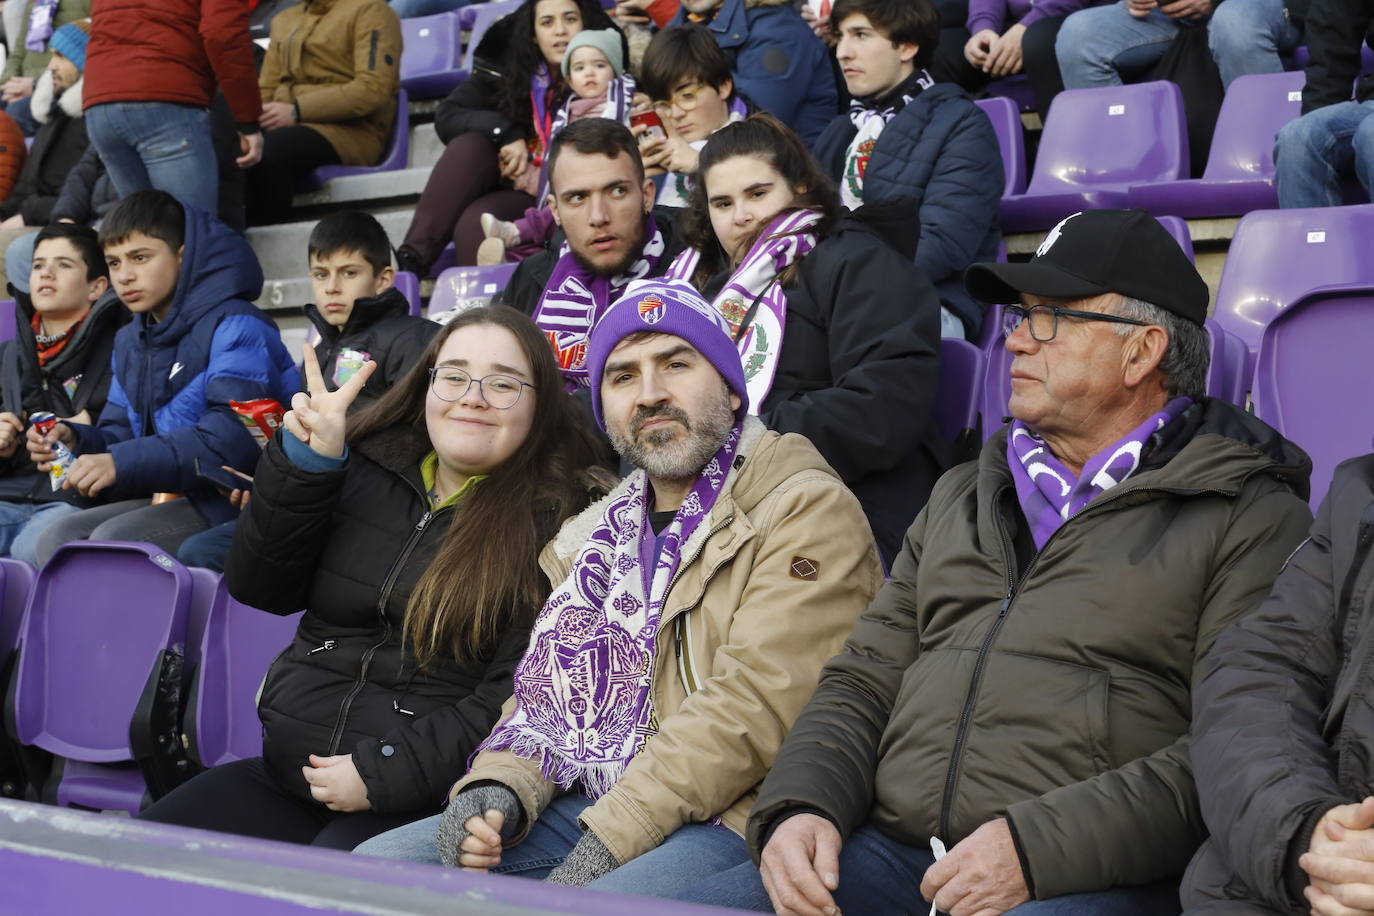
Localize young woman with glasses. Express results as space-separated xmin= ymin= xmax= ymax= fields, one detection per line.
xmin=138 ymin=306 xmax=612 ymax=850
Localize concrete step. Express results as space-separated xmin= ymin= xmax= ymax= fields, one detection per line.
xmin=292 ymin=166 xmax=430 ymax=208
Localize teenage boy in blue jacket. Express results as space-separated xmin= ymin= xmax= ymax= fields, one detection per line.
xmin=22 ymin=190 xmax=299 ymax=563
xmin=812 ymin=0 xmax=1004 ymax=340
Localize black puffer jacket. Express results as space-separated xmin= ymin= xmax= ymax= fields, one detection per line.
xmin=0 ymin=289 xmax=124 ymax=503
xmin=303 ymin=286 xmax=437 ymax=405
xmin=1183 ymin=455 xmax=1374 ymax=913
xmin=711 ymin=202 xmax=945 ymax=567
xmin=225 ymin=426 xmax=545 ymax=814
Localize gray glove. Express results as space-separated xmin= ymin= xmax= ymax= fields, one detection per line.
xmin=545 ymin=829 xmax=619 ymax=887
xmin=436 ymin=783 xmax=522 ymax=868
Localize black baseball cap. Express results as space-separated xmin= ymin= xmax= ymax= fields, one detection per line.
xmin=964 ymin=209 xmax=1209 ymax=326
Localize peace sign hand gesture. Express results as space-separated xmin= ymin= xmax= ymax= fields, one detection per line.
xmin=284 ymin=344 xmax=377 ymax=459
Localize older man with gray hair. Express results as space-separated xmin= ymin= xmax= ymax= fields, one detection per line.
xmin=678 ymin=209 xmax=1316 ymax=915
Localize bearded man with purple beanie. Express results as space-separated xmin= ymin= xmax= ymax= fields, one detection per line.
xmin=354 ymin=279 xmax=881 ymax=899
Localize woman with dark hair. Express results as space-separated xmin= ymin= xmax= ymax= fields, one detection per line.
xmin=669 ymin=112 xmax=944 ymax=566
xmin=394 ymin=0 xmax=625 ymax=273
xmin=138 ymin=306 xmax=611 ymax=850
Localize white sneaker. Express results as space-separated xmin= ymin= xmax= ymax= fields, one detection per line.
xmin=480 ymin=212 xmax=521 ymax=246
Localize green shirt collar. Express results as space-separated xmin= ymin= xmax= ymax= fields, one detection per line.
xmin=420 ymin=451 xmax=485 ymax=509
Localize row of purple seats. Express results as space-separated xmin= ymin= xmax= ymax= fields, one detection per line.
xmin=400 ymin=0 xmax=521 ymax=99
xmin=2 ymin=542 xmax=297 ymax=813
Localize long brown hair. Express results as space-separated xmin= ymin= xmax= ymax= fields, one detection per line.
xmin=349 ymin=306 xmax=611 ymax=667
xmin=677 ymin=113 xmax=841 ymax=290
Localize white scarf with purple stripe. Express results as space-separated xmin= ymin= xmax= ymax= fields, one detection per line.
xmin=476 ymin=422 xmax=743 ymax=797
xmin=665 ymin=209 xmax=821 ymax=409
xmin=1008 ymin=397 xmax=1192 ymax=550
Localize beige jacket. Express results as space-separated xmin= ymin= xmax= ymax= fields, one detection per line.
xmin=260 ymin=0 xmax=402 ymax=166
xmin=454 ymin=418 xmax=883 ymax=864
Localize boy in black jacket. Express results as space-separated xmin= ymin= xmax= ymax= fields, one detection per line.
xmin=177 ymin=211 xmax=436 ymax=570
xmin=0 ymin=223 xmax=124 ymax=564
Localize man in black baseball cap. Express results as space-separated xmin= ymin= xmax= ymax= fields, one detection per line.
xmin=737 ymin=207 xmax=1311 ymax=916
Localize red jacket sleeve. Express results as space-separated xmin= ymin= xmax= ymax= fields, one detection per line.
xmin=199 ymin=0 xmax=263 ymax=129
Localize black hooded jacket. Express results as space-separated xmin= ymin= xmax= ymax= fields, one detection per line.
xmin=0 ymin=289 xmax=126 ymax=503
xmin=304 ymin=286 xmax=437 ymax=405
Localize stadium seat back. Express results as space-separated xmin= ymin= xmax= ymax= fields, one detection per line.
xmin=0 ymin=558 xmax=34 ymax=659
xmin=0 ymin=300 xmax=14 ymax=345
xmin=935 ymin=338 xmax=986 ymax=460
xmin=1213 ymin=204 xmax=1374 ymax=377
xmin=1204 ymin=319 xmax=1249 ymax=407
xmin=400 ymin=12 xmax=464 ymax=99
xmin=974 ymin=96 xmax=1026 ymax=197
xmin=1252 ymin=287 xmax=1374 ymax=507
xmin=428 ymin=264 xmax=517 ymax=318
xmin=393 ymin=270 xmax=423 ymax=317
xmin=301 ymin=90 xmax=411 ymax=191
xmin=459 ymin=0 xmax=523 ymax=73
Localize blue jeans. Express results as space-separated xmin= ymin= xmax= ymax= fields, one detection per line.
xmin=1275 ymin=100 xmax=1374 ymax=208
xmin=1057 ymin=2 xmax=1184 ymax=89
xmin=389 ymin=0 xmax=472 ymax=16
xmin=176 ymin=519 xmax=237 ymax=572
xmin=0 ymin=501 xmax=81 ymax=566
xmin=1206 ymin=0 xmax=1302 ymax=87
xmin=85 ymin=102 xmax=219 ymax=216
xmin=678 ymin=823 xmax=1182 ymax=914
xmin=354 ymin=793 xmax=753 ymax=898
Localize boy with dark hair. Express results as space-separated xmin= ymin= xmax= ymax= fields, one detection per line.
xmin=305 ymin=210 xmax=436 ymax=405
xmin=175 ymin=210 xmax=436 ymax=572
xmin=24 ymin=190 xmax=299 ymax=564
xmin=0 ymin=222 xmax=123 ymax=564
xmin=813 ymin=0 xmax=1004 ymax=339
xmin=634 ymin=25 xmax=751 ymax=209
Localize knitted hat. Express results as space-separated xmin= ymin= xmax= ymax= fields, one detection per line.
xmin=587 ymin=279 xmax=747 ymax=431
xmin=49 ymin=19 xmax=91 ymax=73
xmin=561 ymin=29 xmax=625 ymax=81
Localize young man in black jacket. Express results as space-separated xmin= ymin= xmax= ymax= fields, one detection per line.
xmin=1274 ymin=0 xmax=1374 ymax=207
xmin=176 ymin=210 xmax=436 ymax=571
xmin=0 ymin=222 xmax=123 ymax=564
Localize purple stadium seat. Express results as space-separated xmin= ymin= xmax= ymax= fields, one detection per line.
xmin=11 ymin=541 xmax=195 ymax=813
xmin=0 ymin=300 xmax=15 ymax=345
xmin=0 ymin=559 xmax=34 ymax=659
xmin=935 ymin=338 xmax=986 ymax=451
xmin=300 ymin=90 xmax=411 ymax=191
xmin=184 ymin=577 xmax=302 ymax=768
xmin=392 ymin=270 xmax=422 ymax=316
xmin=456 ymin=0 xmax=523 ymax=80
xmin=974 ymin=96 xmax=1027 ymax=197
xmin=1155 ymin=215 xmax=1194 ymax=261
xmin=1129 ymin=71 xmax=1305 ymax=218
xmin=428 ymin=264 xmax=516 ymax=317
xmin=1252 ymin=286 xmax=1374 ymax=506
xmin=982 ymin=74 xmax=1036 ymax=113
xmin=1212 ymin=204 xmax=1374 ymax=380
xmin=999 ymin=82 xmax=1189 ymax=233
xmin=1204 ymin=319 xmax=1248 ymax=406
xmin=400 ymin=12 xmax=463 ymax=100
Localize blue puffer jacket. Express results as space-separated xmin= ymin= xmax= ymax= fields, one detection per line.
xmin=814 ymin=79 xmax=1004 ymax=337
xmin=669 ymin=0 xmax=838 ymax=146
xmin=72 ymin=207 xmax=300 ymax=524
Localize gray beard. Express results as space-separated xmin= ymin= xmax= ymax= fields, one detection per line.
xmin=608 ymin=386 xmax=735 ymax=482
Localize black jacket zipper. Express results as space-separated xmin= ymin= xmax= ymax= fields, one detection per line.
xmin=324 ymin=479 xmax=448 ymax=755
xmin=934 ymin=482 xmax=1223 ymax=843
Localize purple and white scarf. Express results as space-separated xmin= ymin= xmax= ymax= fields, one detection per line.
xmin=1008 ymin=397 xmax=1193 ymax=550
xmin=476 ymin=422 xmax=744 ymax=796
xmin=656 ymin=95 xmax=750 ymax=210
xmin=665 ymin=209 xmax=821 ymax=409
xmin=535 ymin=73 xmax=637 ymax=203
xmin=532 ymin=215 xmax=667 ymax=388
xmin=841 ymin=69 xmax=934 ymax=209
xmin=25 ymin=0 xmax=60 ymax=52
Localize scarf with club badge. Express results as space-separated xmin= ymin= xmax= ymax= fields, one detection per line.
xmin=1008 ymin=397 xmax=1193 ymax=550
xmin=841 ymin=68 xmax=934 ymax=209
xmin=663 ymin=208 xmax=821 ymax=409
xmin=532 ymin=215 xmax=666 ymax=388
xmin=476 ymin=421 xmax=744 ymax=797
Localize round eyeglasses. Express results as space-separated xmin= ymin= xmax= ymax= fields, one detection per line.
xmin=652 ymin=81 xmax=708 ymax=114
xmin=1002 ymin=304 xmax=1150 ymax=343
xmin=428 ymin=367 xmax=534 ymax=408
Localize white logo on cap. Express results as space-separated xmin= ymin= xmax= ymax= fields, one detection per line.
xmin=1036 ymin=213 xmax=1083 ymax=259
